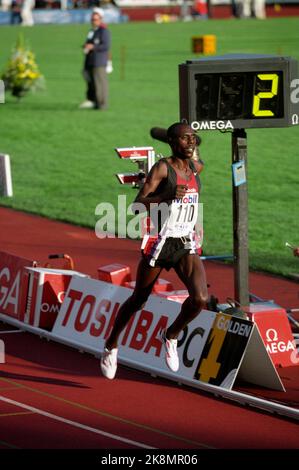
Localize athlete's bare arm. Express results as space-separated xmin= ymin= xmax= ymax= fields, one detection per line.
xmin=133 ymin=160 xmax=187 ymax=210
xmin=134 ymin=160 xmax=168 ymax=210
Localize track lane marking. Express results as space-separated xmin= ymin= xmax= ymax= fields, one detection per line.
xmin=0 ymin=376 xmax=213 ymax=448
xmin=0 ymin=411 xmax=34 ymax=418
xmin=0 ymin=395 xmax=155 ymax=449
xmin=0 ymin=330 xmax=23 ymax=335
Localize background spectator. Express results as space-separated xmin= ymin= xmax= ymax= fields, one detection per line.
xmin=10 ymin=0 xmax=22 ymax=24
xmin=79 ymin=8 xmax=111 ymax=110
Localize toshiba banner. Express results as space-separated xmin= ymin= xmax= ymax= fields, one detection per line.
xmin=54 ymin=277 xmax=256 ymax=389
xmin=0 ymin=251 xmax=34 ymax=319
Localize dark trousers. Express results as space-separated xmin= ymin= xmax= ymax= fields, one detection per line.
xmin=11 ymin=11 xmax=22 ymax=24
xmin=83 ymin=67 xmax=108 ymax=109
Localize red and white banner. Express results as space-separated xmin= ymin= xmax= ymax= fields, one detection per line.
xmin=19 ymin=267 xmax=88 ymax=330
xmin=0 ymin=263 xmax=284 ymax=392
xmin=115 ymin=147 xmax=153 ymax=159
xmin=54 ymin=277 xmax=215 ymax=380
xmin=53 ymin=277 xmax=262 ymax=389
xmin=0 ymin=251 xmax=35 ymax=319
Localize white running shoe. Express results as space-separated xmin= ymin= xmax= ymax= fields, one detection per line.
xmin=79 ymin=100 xmax=95 ymax=109
xmin=100 ymin=348 xmax=118 ymax=379
xmin=159 ymin=329 xmax=179 ymax=372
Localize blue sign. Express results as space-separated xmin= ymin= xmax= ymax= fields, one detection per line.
xmin=232 ymin=160 xmax=246 ymax=187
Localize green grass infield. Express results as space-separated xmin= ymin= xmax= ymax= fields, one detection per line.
xmin=0 ymin=18 xmax=298 ymax=277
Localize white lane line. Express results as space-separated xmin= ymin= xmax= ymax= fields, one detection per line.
xmin=0 ymin=395 xmax=155 ymax=449
xmin=0 ymin=330 xmax=23 ymax=334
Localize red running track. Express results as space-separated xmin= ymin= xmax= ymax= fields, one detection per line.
xmin=0 ymin=207 xmax=298 ymax=308
xmin=0 ymin=207 xmax=298 ymax=451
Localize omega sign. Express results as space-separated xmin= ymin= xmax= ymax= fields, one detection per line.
xmin=40 ymin=291 xmax=65 ymax=313
xmin=265 ymin=328 xmax=296 ymax=354
xmin=0 ymin=267 xmax=20 ymax=315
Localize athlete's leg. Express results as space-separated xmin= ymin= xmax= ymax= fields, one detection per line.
xmin=105 ymin=257 xmax=162 ymax=350
xmin=166 ymin=254 xmax=208 ymax=339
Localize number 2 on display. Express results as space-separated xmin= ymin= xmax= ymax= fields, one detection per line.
xmin=252 ymin=73 xmax=279 ymax=117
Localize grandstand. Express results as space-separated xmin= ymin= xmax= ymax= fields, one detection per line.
xmin=0 ymin=0 xmax=299 ymax=24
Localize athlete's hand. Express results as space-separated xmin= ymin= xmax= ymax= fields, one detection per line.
xmin=175 ymin=184 xmax=188 ymax=199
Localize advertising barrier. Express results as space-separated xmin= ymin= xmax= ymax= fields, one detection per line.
xmin=2 ymin=268 xmax=298 ymax=418
xmin=0 ymin=251 xmax=35 ymax=319
xmin=247 ymin=303 xmax=298 ymax=367
xmin=19 ymin=267 xmax=89 ymax=330
xmin=53 ymin=276 xmax=285 ymax=391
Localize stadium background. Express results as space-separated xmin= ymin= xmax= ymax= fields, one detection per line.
xmin=0 ymin=0 xmax=298 ymax=455
xmin=0 ymin=8 xmax=298 ymax=277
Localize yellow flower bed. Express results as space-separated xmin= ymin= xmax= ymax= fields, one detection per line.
xmin=1 ymin=35 xmax=44 ymax=99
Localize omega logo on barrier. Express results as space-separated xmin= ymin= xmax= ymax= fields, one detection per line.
xmin=265 ymin=329 xmax=278 ymax=342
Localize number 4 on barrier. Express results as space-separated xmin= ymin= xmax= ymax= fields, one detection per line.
xmin=194 ymin=313 xmax=285 ymax=392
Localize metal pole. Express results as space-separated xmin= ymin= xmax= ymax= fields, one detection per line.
xmin=232 ymin=129 xmax=249 ymax=306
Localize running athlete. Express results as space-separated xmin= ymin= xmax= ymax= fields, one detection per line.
xmin=101 ymin=122 xmax=208 ymax=379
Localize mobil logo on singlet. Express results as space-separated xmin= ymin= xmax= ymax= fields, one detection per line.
xmin=175 ymin=188 xmax=198 ymax=205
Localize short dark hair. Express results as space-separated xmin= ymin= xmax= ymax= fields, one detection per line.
xmin=167 ymin=122 xmax=201 ymax=146
xmin=166 ymin=122 xmax=185 ymax=141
